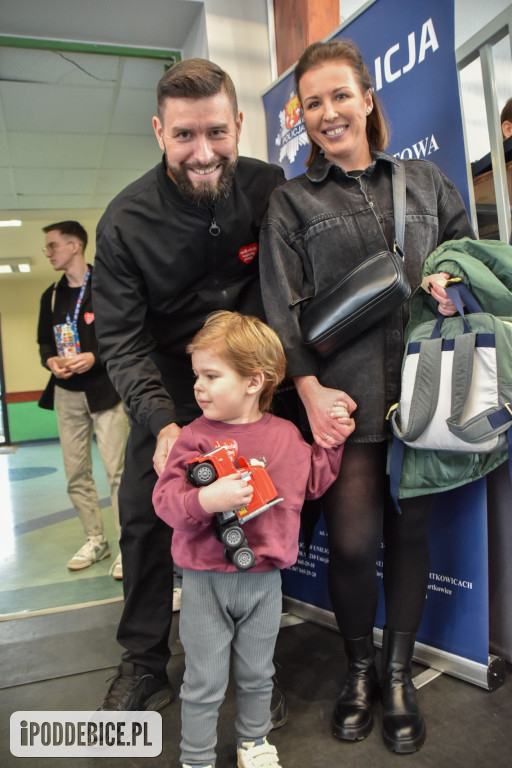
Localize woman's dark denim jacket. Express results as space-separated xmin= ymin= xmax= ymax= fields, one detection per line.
xmin=260 ymin=151 xmax=475 ymax=442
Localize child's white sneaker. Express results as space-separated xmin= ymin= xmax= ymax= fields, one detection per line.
xmin=237 ymin=737 xmax=282 ymax=767
xmin=182 ymin=763 xmax=213 ymax=767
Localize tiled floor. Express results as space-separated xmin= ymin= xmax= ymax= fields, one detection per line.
xmin=1 ymin=440 xmax=511 ymax=767
xmin=0 ymin=439 xmax=123 ymax=617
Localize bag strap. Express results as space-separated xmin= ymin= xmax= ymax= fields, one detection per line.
xmin=446 ymin=282 xmax=483 ymax=314
xmin=446 ymin=319 xmax=512 ymax=444
xmin=370 ymin=160 xmax=406 ymax=256
xmin=430 ymin=282 xmax=481 ymax=339
xmin=390 ymin=336 xmax=443 ymax=442
xmin=391 ymin=161 xmax=406 ymax=258
xmin=446 ymin=333 xmax=512 ymax=444
xmin=447 ymin=331 xmax=478 ymax=436
xmin=389 ymin=436 xmax=405 ymax=514
xmin=433 ymin=283 xmax=507 ymax=444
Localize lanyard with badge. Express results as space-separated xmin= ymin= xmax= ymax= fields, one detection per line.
xmin=53 ymin=268 xmax=91 ymax=359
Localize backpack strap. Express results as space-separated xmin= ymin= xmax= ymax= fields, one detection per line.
xmin=447 ymin=331 xmax=512 ymax=444
xmin=390 ymin=336 xmax=443 ymax=443
xmin=447 ymin=331 xmax=478 ymax=437
xmin=399 ymin=285 xmax=475 ymax=441
xmin=389 ymin=435 xmax=405 ymax=513
xmin=444 ymin=285 xmax=512 ymax=447
xmin=388 ymin=335 xmax=443 ymax=514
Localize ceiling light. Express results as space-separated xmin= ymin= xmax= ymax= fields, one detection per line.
xmin=0 ymin=258 xmax=32 ymax=274
xmin=0 ymin=220 xmax=22 ymax=227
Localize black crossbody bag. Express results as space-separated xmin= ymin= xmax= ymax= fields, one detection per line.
xmin=294 ymin=161 xmax=410 ymax=358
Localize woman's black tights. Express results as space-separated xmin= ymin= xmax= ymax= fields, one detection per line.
xmin=322 ymin=442 xmax=434 ymax=638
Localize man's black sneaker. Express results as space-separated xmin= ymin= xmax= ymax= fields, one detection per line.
xmin=270 ymin=676 xmax=288 ymax=730
xmin=97 ymin=662 xmax=174 ymax=711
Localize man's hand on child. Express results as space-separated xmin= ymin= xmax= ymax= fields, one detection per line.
xmin=199 ymin=472 xmax=254 ymax=515
xmin=154 ymin=423 xmax=182 ymax=476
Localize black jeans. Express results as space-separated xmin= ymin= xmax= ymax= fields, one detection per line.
xmin=117 ymin=372 xmax=202 ymax=677
xmin=117 ymin=419 xmax=174 ymax=678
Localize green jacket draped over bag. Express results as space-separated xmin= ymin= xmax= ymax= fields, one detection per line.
xmin=391 ymin=237 xmax=512 ymax=498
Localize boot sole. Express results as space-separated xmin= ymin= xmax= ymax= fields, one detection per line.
xmin=270 ymin=701 xmax=288 ymax=730
xmin=144 ymin=687 xmax=175 ymax=711
xmin=332 ymin=714 xmax=373 ymax=741
xmin=382 ymin=723 xmax=426 ymax=754
xmin=68 ymin=551 xmax=111 ymax=570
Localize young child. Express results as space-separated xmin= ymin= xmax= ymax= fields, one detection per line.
xmin=153 ymin=311 xmax=354 ymax=768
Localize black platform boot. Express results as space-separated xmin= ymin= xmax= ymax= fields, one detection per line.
xmin=332 ymin=634 xmax=379 ymax=741
xmin=381 ymin=628 xmax=426 ymax=753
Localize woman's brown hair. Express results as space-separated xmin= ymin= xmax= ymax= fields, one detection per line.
xmin=295 ymin=39 xmax=390 ymax=167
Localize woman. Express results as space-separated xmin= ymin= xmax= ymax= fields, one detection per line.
xmin=259 ymin=40 xmax=475 ymax=754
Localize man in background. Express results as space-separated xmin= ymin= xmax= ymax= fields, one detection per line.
xmin=501 ymin=97 xmax=512 ymax=138
xmin=37 ymin=220 xmax=128 ymax=577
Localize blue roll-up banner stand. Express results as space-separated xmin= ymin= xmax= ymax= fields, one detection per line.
xmin=265 ymin=0 xmax=505 ymax=689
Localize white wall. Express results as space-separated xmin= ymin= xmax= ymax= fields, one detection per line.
xmin=203 ymin=1 xmax=272 ymax=160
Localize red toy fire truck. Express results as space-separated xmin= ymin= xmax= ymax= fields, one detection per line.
xmin=186 ymin=440 xmax=283 ymax=571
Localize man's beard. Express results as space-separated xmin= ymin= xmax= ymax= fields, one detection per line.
xmin=166 ymin=156 xmax=238 ymax=207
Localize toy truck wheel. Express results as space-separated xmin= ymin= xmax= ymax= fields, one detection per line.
xmin=232 ymin=547 xmax=256 ymax=571
xmin=188 ymin=461 xmax=217 ymax=486
xmin=221 ymin=525 xmax=245 ymax=549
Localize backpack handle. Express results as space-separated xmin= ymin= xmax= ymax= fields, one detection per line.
xmin=430 ymin=282 xmax=483 ymax=338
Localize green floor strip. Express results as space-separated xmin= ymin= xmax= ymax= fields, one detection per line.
xmin=0 ymin=576 xmax=123 ymax=616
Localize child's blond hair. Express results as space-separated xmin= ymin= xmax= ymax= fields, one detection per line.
xmin=187 ymin=311 xmax=286 ymax=412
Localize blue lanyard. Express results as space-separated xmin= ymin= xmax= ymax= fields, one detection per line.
xmin=66 ymin=268 xmax=91 ymax=325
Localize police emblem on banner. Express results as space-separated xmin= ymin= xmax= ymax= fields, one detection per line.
xmin=274 ymin=92 xmax=309 ymax=165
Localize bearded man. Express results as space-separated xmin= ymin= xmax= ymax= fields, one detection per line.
xmin=92 ymin=58 xmax=285 ymax=714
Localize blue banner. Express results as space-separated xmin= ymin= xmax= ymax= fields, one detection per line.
xmin=263 ymin=0 xmax=470 ymax=210
xmin=376 ymin=481 xmax=489 ymax=664
xmin=269 ymin=0 xmax=489 ymax=669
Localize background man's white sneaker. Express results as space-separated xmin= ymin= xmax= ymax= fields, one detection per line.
xmin=67 ymin=535 xmax=110 ymax=571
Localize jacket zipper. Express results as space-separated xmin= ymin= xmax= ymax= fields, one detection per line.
xmin=208 ymin=207 xmax=221 ymax=237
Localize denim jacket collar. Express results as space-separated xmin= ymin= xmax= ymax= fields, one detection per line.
xmin=305 ymin=150 xmax=400 ymax=184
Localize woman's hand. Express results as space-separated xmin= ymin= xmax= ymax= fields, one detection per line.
xmin=294 ymin=375 xmax=356 ymax=449
xmin=427 ymin=272 xmax=461 ymax=316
